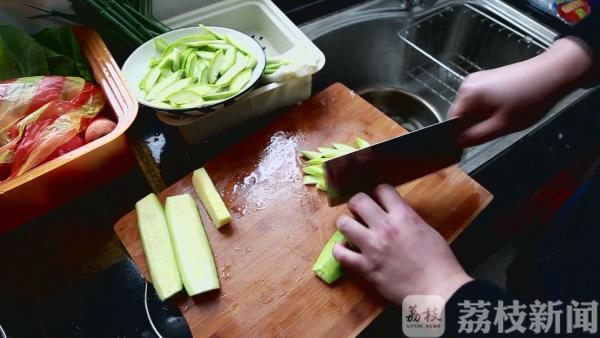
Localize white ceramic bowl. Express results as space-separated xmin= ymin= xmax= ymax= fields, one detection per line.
xmin=122 ymin=26 xmax=266 ymax=116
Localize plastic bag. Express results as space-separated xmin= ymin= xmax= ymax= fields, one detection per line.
xmin=0 ymin=76 xmax=105 ymax=180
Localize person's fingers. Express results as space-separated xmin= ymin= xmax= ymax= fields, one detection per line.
xmin=332 ymin=242 xmax=368 ymax=274
xmin=347 ymin=193 xmax=387 ymax=228
xmin=372 ymin=184 xmax=410 ymax=214
xmin=448 ymin=86 xmax=485 ymax=119
xmin=336 ymin=215 xmax=372 ymax=250
xmin=457 ymin=115 xmax=508 ymax=147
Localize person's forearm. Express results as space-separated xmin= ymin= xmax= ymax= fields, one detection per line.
xmin=517 ymin=37 xmax=594 ymax=102
xmin=540 ymin=37 xmax=594 ymax=92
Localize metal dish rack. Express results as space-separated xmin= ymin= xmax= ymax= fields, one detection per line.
xmin=398 ymin=3 xmax=546 ymax=108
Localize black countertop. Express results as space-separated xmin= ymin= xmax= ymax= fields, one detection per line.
xmin=0 ymin=1 xmax=598 ymax=337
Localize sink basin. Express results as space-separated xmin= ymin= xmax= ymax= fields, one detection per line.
xmin=302 ymin=0 xmax=591 ymax=173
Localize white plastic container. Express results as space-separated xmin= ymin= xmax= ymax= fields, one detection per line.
xmin=159 ymin=0 xmax=325 ymax=144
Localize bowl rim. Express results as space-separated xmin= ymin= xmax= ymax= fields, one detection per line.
xmin=123 ymin=25 xmax=267 ymax=114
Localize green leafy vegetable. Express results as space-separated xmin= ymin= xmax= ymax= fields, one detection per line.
xmin=32 ymin=27 xmax=94 ymax=81
xmin=0 ymin=25 xmax=49 ymax=77
xmin=0 ymin=25 xmax=93 ymax=82
xmin=0 ymin=36 xmax=20 ymax=81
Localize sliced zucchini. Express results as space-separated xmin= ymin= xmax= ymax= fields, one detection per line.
xmin=185 ymin=84 xmax=221 ymax=96
xmin=202 ymin=90 xmax=239 ymax=101
xmin=155 ymin=77 xmax=194 ymax=102
xmin=150 ymin=100 xmax=174 ymax=109
xmin=316 ymin=182 xmax=328 ymax=191
xmin=140 ymin=67 xmax=161 ymax=92
xmin=207 ymin=49 xmax=225 ymax=84
xmin=301 ymin=150 xmax=323 ymax=160
xmin=175 ymin=34 xmax=216 ymax=44
xmin=245 ymin=54 xmax=257 ymax=70
xmin=317 ymin=147 xmax=342 ymax=158
xmin=154 ymin=37 xmax=169 ymax=52
xmin=306 ymin=157 xmax=326 ymax=166
xmin=224 ymin=34 xmax=251 ymax=55
xmin=303 ymin=175 xmax=324 ymax=185
xmin=356 ymin=137 xmax=371 ymax=149
xmin=303 ymin=165 xmax=324 ymax=177
xmin=332 ymin=143 xmax=356 ymax=152
xmin=198 ymin=24 xmax=224 ymax=40
xmin=196 ymin=51 xmax=215 ymax=60
xmin=192 ymin=168 xmax=231 ymax=228
xmin=185 ymin=40 xmax=227 ymax=48
xmin=215 ymin=51 xmax=247 ymax=86
xmin=165 ymin=194 xmax=220 ymax=296
xmin=229 ymin=68 xmax=252 ymax=91
xmin=167 ymin=90 xmax=204 ymax=106
xmin=220 ymin=47 xmax=236 ymax=74
xmin=146 ymin=70 xmax=183 ymax=101
xmin=135 ymin=193 xmax=182 ymax=300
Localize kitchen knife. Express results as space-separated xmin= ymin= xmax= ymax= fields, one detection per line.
xmin=324 ymin=116 xmax=472 ymax=206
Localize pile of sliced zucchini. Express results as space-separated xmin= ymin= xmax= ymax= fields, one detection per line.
xmin=139 ymin=25 xmax=258 ymax=109
xmin=300 ymin=137 xmax=371 ymax=191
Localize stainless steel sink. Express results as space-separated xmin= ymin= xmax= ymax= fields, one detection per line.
xmin=301 ymin=0 xmax=592 ymax=173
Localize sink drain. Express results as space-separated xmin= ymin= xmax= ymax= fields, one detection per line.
xmin=358 ymin=87 xmax=441 ymax=131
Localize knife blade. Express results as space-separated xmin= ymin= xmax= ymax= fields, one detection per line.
xmin=324 ymin=116 xmax=471 ymax=206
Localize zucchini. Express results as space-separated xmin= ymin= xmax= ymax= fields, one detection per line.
xmin=184 ymin=84 xmax=221 ymax=96
xmin=165 ymin=194 xmax=220 ymax=296
xmin=155 ymin=77 xmax=194 ymax=102
xmin=306 ymin=157 xmax=326 ymax=166
xmin=300 ymin=138 xmax=371 ymax=193
xmin=332 ymin=143 xmax=356 ymax=152
xmin=313 ymin=230 xmax=346 ymax=284
xmin=167 ymin=90 xmax=204 ymax=106
xmin=154 ymin=37 xmax=169 ymax=52
xmin=198 ymin=24 xmax=224 ymax=40
xmin=220 ymin=47 xmax=236 ymax=74
xmin=135 ymin=193 xmax=182 ymax=300
xmin=140 ymin=67 xmax=161 ymax=92
xmin=140 ymin=26 xmax=260 ymax=108
xmin=192 ymin=168 xmax=231 ymax=228
xmin=300 ymin=150 xmax=323 ymax=160
xmin=356 ymin=137 xmax=371 ymax=149
xmin=229 ymin=68 xmax=252 ymax=91
xmin=196 ymin=51 xmax=215 ymax=60
xmin=207 ymin=49 xmax=225 ymax=84
xmin=303 ymin=165 xmax=324 ymax=177
xmin=202 ymin=90 xmax=239 ymax=101
xmin=303 ymin=175 xmax=324 ymax=185
xmin=214 ymin=51 xmax=247 ymax=86
xmin=145 ymin=70 xmax=182 ymax=101
xmin=317 ymin=147 xmax=342 ymax=158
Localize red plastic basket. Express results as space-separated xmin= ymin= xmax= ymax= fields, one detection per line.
xmin=0 ymin=27 xmax=138 ymax=234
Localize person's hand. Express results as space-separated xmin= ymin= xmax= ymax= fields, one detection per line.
xmin=449 ymin=37 xmax=594 ymax=147
xmin=332 ymin=184 xmax=473 ymax=306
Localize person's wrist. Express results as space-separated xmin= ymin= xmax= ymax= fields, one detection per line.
xmin=426 ymin=272 xmax=473 ymax=304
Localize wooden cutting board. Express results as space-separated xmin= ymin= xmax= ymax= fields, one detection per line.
xmin=114 ymin=83 xmax=492 ymax=337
